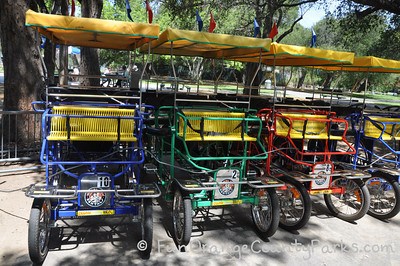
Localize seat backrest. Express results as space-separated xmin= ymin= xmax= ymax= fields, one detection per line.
xmin=275 ymin=113 xmax=328 ymax=138
xmin=179 ymin=110 xmax=245 ymax=134
xmin=48 ymin=105 xmax=137 ymax=141
xmin=364 ymin=116 xmax=400 ymax=139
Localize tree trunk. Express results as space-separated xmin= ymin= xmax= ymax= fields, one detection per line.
xmin=243 ymin=63 xmax=261 ymax=96
xmin=80 ymin=0 xmax=103 ymax=87
xmin=357 ymin=79 xmax=368 ymax=93
xmin=297 ymin=68 xmax=307 ymax=89
xmin=58 ymin=1 xmax=69 ymax=85
xmin=43 ymin=0 xmax=62 ymax=86
xmin=322 ymin=72 xmax=334 ymax=90
xmin=0 ymin=1 xmax=44 ymax=143
xmin=43 ymin=39 xmax=56 ymax=85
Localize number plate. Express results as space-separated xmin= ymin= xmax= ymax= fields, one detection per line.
xmin=310 ymin=164 xmax=332 ymax=189
xmin=212 ymin=200 xmax=242 ymax=206
xmin=77 ymin=210 xmax=115 ymax=216
xmin=214 ymin=169 xmax=240 ymax=199
xmin=309 ymin=189 xmax=332 ymax=195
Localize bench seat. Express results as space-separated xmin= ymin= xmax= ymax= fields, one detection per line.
xmin=364 ymin=116 xmax=400 ymax=140
xmin=47 ymin=105 xmax=137 ymax=141
xmin=178 ymin=110 xmax=257 ymax=142
xmin=275 ymin=113 xmax=342 ymax=140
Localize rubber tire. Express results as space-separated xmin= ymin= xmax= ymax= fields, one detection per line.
xmin=251 ymin=188 xmax=280 ymax=238
xmin=278 ymin=175 xmax=312 ymax=231
xmin=140 ymin=198 xmax=153 ymax=259
xmin=367 ymin=172 xmax=400 ymax=220
xmin=28 ymin=198 xmax=51 ymax=265
xmin=324 ymin=178 xmax=370 ymax=221
xmin=172 ymin=189 xmax=192 ymax=247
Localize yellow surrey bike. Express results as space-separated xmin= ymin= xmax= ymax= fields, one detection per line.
xmin=24 ymin=10 xmax=160 ymax=263
xmin=141 ymin=28 xmax=284 ymax=247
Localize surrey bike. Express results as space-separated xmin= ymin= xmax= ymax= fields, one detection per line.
xmin=141 ymin=28 xmax=283 ymax=247
xmin=24 ymin=10 xmax=160 ymax=263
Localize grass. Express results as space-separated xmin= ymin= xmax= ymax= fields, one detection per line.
xmin=350 ymin=92 xmax=400 ymax=101
xmin=143 ymin=79 xmax=400 ymax=103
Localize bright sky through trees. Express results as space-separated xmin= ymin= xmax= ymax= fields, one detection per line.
xmin=300 ymin=2 xmax=339 ymax=28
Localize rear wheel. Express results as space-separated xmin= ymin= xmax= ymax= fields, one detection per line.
xmin=366 ymin=172 xmax=400 ymax=220
xmin=324 ymin=178 xmax=370 ymax=221
xmin=251 ymin=188 xmax=280 ymax=238
xmin=278 ymin=176 xmax=312 ymax=231
xmin=172 ymin=189 xmax=192 ymax=247
xmin=139 ymin=198 xmax=153 ymax=259
xmin=28 ymin=198 xmax=51 ymax=265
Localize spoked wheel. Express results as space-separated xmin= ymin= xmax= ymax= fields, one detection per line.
xmin=28 ymin=198 xmax=51 ymax=265
xmin=251 ymin=188 xmax=280 ymax=238
xmin=278 ymin=176 xmax=312 ymax=231
xmin=366 ymin=172 xmax=400 ymax=220
xmin=324 ymin=178 xmax=370 ymax=221
xmin=139 ymin=198 xmax=153 ymax=259
xmin=172 ymin=189 xmax=192 ymax=247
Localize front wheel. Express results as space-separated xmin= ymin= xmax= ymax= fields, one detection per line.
xmin=28 ymin=198 xmax=51 ymax=265
xmin=172 ymin=189 xmax=192 ymax=247
xmin=139 ymin=198 xmax=153 ymax=259
xmin=278 ymin=176 xmax=312 ymax=231
xmin=366 ymin=172 xmax=400 ymax=220
xmin=324 ymin=178 xmax=370 ymax=221
xmin=251 ymin=188 xmax=280 ymax=238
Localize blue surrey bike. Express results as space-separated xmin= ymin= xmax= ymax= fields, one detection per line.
xmin=24 ymin=10 xmax=160 ymax=264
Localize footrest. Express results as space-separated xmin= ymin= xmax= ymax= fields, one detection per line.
xmin=369 ymin=167 xmax=400 ymax=176
xmin=144 ymin=163 xmax=157 ymax=173
xmin=333 ymin=170 xmax=371 ymax=179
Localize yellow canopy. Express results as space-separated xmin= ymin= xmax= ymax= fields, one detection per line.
xmin=25 ymin=9 xmax=159 ymax=50
xmin=230 ymin=42 xmax=355 ymax=66
xmin=316 ymin=56 xmax=400 ymax=73
xmin=140 ymin=27 xmax=271 ymax=58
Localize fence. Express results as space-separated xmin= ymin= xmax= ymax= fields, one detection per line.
xmin=0 ymin=110 xmax=42 ymax=173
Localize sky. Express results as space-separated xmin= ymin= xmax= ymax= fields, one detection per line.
xmin=299 ymin=2 xmax=339 ymax=28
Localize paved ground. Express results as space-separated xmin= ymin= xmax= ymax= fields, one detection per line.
xmin=0 ymin=164 xmax=399 ymax=266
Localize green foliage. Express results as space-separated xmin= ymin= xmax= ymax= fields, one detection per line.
xmin=96 ymin=0 xmax=400 ymax=93
xmin=102 ymin=0 xmax=147 ymax=22
xmin=99 ymin=0 xmax=148 ymax=69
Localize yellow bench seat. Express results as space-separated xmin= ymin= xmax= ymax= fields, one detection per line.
xmin=178 ymin=110 xmax=256 ymax=142
xmin=364 ymin=116 xmax=400 ymax=140
xmin=47 ymin=106 xmax=137 ymax=142
xmin=275 ymin=113 xmax=342 ymax=140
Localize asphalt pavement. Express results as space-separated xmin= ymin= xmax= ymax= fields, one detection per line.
xmin=0 ymin=166 xmax=399 ymax=266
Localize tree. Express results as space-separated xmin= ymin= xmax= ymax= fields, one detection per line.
xmin=320 ymin=1 xmax=399 ymax=92
xmin=344 ymin=0 xmax=400 ymax=16
xmin=34 ymin=0 xmax=64 ymax=86
xmin=78 ymin=0 xmax=103 ymax=87
xmin=0 ymin=0 xmax=45 ymax=142
xmin=0 ymin=0 xmax=399 ymax=120
xmin=100 ymin=0 xmax=147 ymax=69
xmin=160 ymin=1 xmax=320 ymax=95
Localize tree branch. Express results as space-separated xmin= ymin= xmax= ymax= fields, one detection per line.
xmin=280 ymin=0 xmax=318 ymax=8
xmin=350 ymin=0 xmax=400 ymax=15
xmin=355 ymin=6 xmax=380 ymax=18
xmin=276 ymin=15 xmax=303 ymax=43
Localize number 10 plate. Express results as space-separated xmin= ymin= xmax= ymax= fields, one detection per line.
xmin=77 ymin=209 xmax=115 ymax=216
